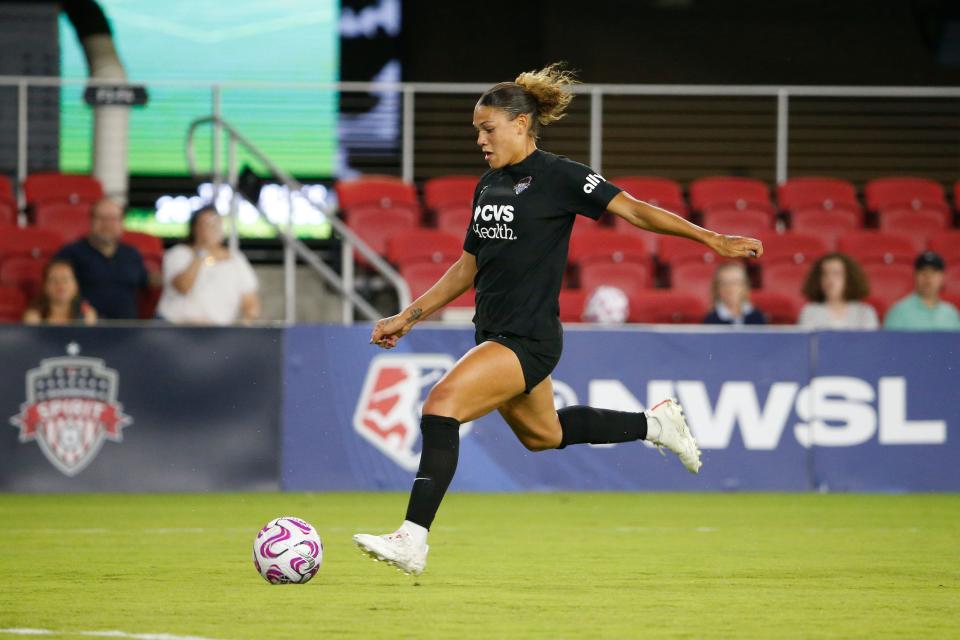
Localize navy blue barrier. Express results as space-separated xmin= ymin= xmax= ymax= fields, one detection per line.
xmin=0 ymin=326 xmax=282 ymax=491
xmin=283 ymin=326 xmax=959 ymax=493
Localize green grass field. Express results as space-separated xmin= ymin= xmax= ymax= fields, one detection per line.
xmin=1 ymin=493 xmax=958 ymax=639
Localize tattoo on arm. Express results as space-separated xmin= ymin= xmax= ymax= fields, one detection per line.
xmin=407 ymin=307 xmax=423 ymax=324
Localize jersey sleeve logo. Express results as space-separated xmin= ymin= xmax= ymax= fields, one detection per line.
xmin=583 ymin=173 xmax=606 ymax=194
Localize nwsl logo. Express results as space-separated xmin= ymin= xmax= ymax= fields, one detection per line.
xmin=353 ymin=354 xmax=472 ymax=471
xmin=9 ymin=343 xmax=132 ymax=476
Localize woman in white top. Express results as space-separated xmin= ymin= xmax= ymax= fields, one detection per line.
xmin=157 ymin=206 xmax=261 ymax=325
xmin=798 ymin=252 xmax=878 ymax=329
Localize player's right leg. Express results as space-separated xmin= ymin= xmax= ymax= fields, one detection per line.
xmin=354 ymin=341 xmax=526 ymax=575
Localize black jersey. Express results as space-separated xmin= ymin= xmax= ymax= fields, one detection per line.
xmin=463 ymin=149 xmax=622 ymax=340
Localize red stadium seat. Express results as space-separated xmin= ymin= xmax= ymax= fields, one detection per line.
xmin=628 ymin=290 xmax=707 ymax=324
xmin=762 ymin=263 xmax=809 ymax=296
xmin=0 ymin=198 xmax=16 ymax=227
xmin=944 ymin=265 xmax=960 ymax=298
xmin=0 ymin=285 xmax=26 ymax=322
xmin=23 ymin=172 xmax=103 ymax=206
xmin=335 ymin=176 xmax=420 ymax=217
xmin=611 ymin=215 xmax=658 ymax=256
xmin=347 ymin=208 xmax=418 ymax=267
xmin=790 ymin=208 xmax=860 ymax=250
xmin=837 ymin=231 xmax=917 ymax=266
xmin=559 ymin=288 xmax=588 ymax=322
xmin=0 ymin=256 xmax=45 ymax=301
xmin=423 ymin=176 xmax=478 ymax=211
xmin=755 ymin=231 xmax=829 ymax=266
xmin=657 ymin=235 xmax=719 ymax=267
xmin=0 ymin=227 xmax=65 ymax=260
xmin=750 ymin=290 xmax=802 ymax=324
xmin=33 ymin=202 xmax=90 ymax=241
xmin=610 ymin=176 xmax=688 ymax=217
xmin=778 ymin=176 xmax=859 ymax=214
xmin=400 ymin=262 xmax=474 ymax=309
xmin=670 ymin=262 xmax=716 ymax=305
xmin=689 ymin=176 xmax=772 ymax=214
xmin=579 ymin=261 xmax=651 ymax=295
xmin=865 ymin=177 xmax=947 ymax=212
xmin=121 ymin=231 xmax=165 ymax=275
xmin=862 ymin=264 xmax=915 ymax=308
xmin=864 ymin=295 xmax=890 ymax=322
xmin=928 ymin=232 xmax=960 ymax=265
xmin=878 ymin=208 xmax=948 ymax=251
xmin=436 ymin=205 xmax=473 ymax=237
xmin=0 ymin=175 xmax=13 ymax=201
xmin=701 ymin=208 xmax=773 ymax=237
xmin=568 ymin=229 xmax=649 ymax=267
xmin=387 ymin=230 xmax=462 ymax=267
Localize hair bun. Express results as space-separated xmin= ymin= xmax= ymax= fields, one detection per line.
xmin=514 ymin=62 xmax=578 ymax=127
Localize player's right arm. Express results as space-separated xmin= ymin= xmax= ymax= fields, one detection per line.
xmin=370 ymin=250 xmax=477 ymax=349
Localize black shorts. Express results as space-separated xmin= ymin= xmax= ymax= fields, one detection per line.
xmin=474 ymin=328 xmax=563 ymax=394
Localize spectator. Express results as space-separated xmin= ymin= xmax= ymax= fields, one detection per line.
xmin=884 ymin=251 xmax=960 ymax=330
xmin=798 ymin=253 xmax=878 ymax=329
xmin=704 ymin=262 xmax=767 ymax=325
xmin=23 ymin=259 xmax=97 ymax=325
xmin=157 ymin=206 xmax=261 ymax=325
xmin=54 ymin=198 xmax=150 ymax=319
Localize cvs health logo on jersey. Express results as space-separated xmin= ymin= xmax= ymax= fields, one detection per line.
xmin=353 ymin=354 xmax=473 ymax=471
xmin=473 ymin=204 xmax=517 ymax=240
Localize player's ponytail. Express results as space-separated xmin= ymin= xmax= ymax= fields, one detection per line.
xmin=477 ymin=62 xmax=578 ymax=139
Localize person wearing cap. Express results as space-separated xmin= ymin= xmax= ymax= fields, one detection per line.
xmin=884 ymin=251 xmax=960 ymax=330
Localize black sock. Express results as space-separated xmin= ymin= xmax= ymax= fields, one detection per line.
xmin=556 ymin=406 xmax=647 ymax=449
xmin=404 ymin=414 xmax=460 ymax=530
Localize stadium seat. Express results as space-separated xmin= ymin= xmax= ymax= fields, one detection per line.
xmin=750 ymin=290 xmax=802 ymax=324
xmin=121 ymin=231 xmax=165 ymax=274
xmin=865 ymin=177 xmax=947 ymax=213
xmin=611 ymin=215 xmax=659 ymax=255
xmin=864 ymin=295 xmax=889 ymax=322
xmin=0 ymin=285 xmax=26 ymax=322
xmin=33 ymin=202 xmax=90 ymax=241
xmin=762 ymin=262 xmax=809 ymax=296
xmin=944 ymin=265 xmax=960 ymax=298
xmin=568 ymin=229 xmax=649 ymax=268
xmin=400 ymin=262 xmax=474 ymax=309
xmin=927 ymin=231 xmax=960 ymax=265
xmin=670 ymin=261 xmax=717 ymax=305
xmin=346 ymin=208 xmax=418 ymax=266
xmin=0 ymin=256 xmax=45 ymax=301
xmin=878 ymin=208 xmax=948 ymax=251
xmin=0 ymin=227 xmax=65 ymax=260
xmin=579 ymin=261 xmax=651 ymax=295
xmin=862 ymin=264 xmax=915 ymax=309
xmin=0 ymin=198 xmax=16 ymax=227
xmin=627 ymin=290 xmax=707 ymax=324
xmin=689 ymin=176 xmax=773 ymax=214
xmin=754 ymin=231 xmax=829 ymax=266
xmin=701 ymin=208 xmax=773 ymax=237
xmin=790 ymin=208 xmax=860 ymax=250
xmin=23 ymin=172 xmax=103 ymax=206
xmin=837 ymin=231 xmax=917 ymax=266
xmin=335 ymin=176 xmax=420 ymax=216
xmin=0 ymin=174 xmax=13 ymax=201
xmin=435 ymin=205 xmax=473 ymax=237
xmin=657 ymin=235 xmax=719 ymax=267
xmin=559 ymin=288 xmax=588 ymax=322
xmin=777 ymin=176 xmax=859 ymax=214
xmin=386 ymin=229 xmax=462 ymax=267
xmin=610 ymin=176 xmax=688 ymax=217
xmin=423 ymin=176 xmax=478 ymax=211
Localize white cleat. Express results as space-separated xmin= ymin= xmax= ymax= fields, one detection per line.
xmin=353 ymin=530 xmax=429 ymax=576
xmin=645 ymin=398 xmax=702 ymax=474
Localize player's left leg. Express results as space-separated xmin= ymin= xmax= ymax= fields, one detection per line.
xmin=499 ymin=377 xmax=702 ymax=472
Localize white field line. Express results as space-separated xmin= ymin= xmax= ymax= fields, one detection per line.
xmin=0 ymin=629 xmax=222 ymax=640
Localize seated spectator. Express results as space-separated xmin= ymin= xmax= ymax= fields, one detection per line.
xmin=884 ymin=251 xmax=960 ymax=330
xmin=157 ymin=206 xmax=261 ymax=325
xmin=23 ymin=259 xmax=97 ymax=325
xmin=798 ymin=253 xmax=878 ymax=329
xmin=704 ymin=263 xmax=767 ymax=325
xmin=54 ymin=198 xmax=151 ymax=319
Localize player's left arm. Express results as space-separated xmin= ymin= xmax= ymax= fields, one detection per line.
xmin=607 ymin=192 xmax=763 ymax=259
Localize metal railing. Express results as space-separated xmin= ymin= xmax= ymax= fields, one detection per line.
xmin=185 ymin=115 xmax=411 ymax=323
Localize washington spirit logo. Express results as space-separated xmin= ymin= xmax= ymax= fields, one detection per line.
xmin=9 ymin=342 xmax=132 ymax=476
xmin=353 ymin=354 xmax=471 ymax=471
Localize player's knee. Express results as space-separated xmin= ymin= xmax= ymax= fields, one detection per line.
xmin=422 ymin=382 xmax=458 ymax=418
xmin=519 ymin=432 xmax=559 ymax=452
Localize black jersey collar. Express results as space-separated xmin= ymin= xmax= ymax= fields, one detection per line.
xmin=504 ymin=148 xmax=543 ymax=176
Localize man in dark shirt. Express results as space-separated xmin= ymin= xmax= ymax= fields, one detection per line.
xmin=54 ymin=198 xmax=149 ymax=319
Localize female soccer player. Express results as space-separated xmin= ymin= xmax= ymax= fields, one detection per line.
xmin=354 ymin=63 xmax=763 ymax=575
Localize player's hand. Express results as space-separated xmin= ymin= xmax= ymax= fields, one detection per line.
xmin=712 ymin=234 xmax=764 ymax=259
xmin=370 ymin=313 xmax=412 ymax=349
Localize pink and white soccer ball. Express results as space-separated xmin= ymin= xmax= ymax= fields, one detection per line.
xmin=253 ymin=516 xmax=323 ymax=584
